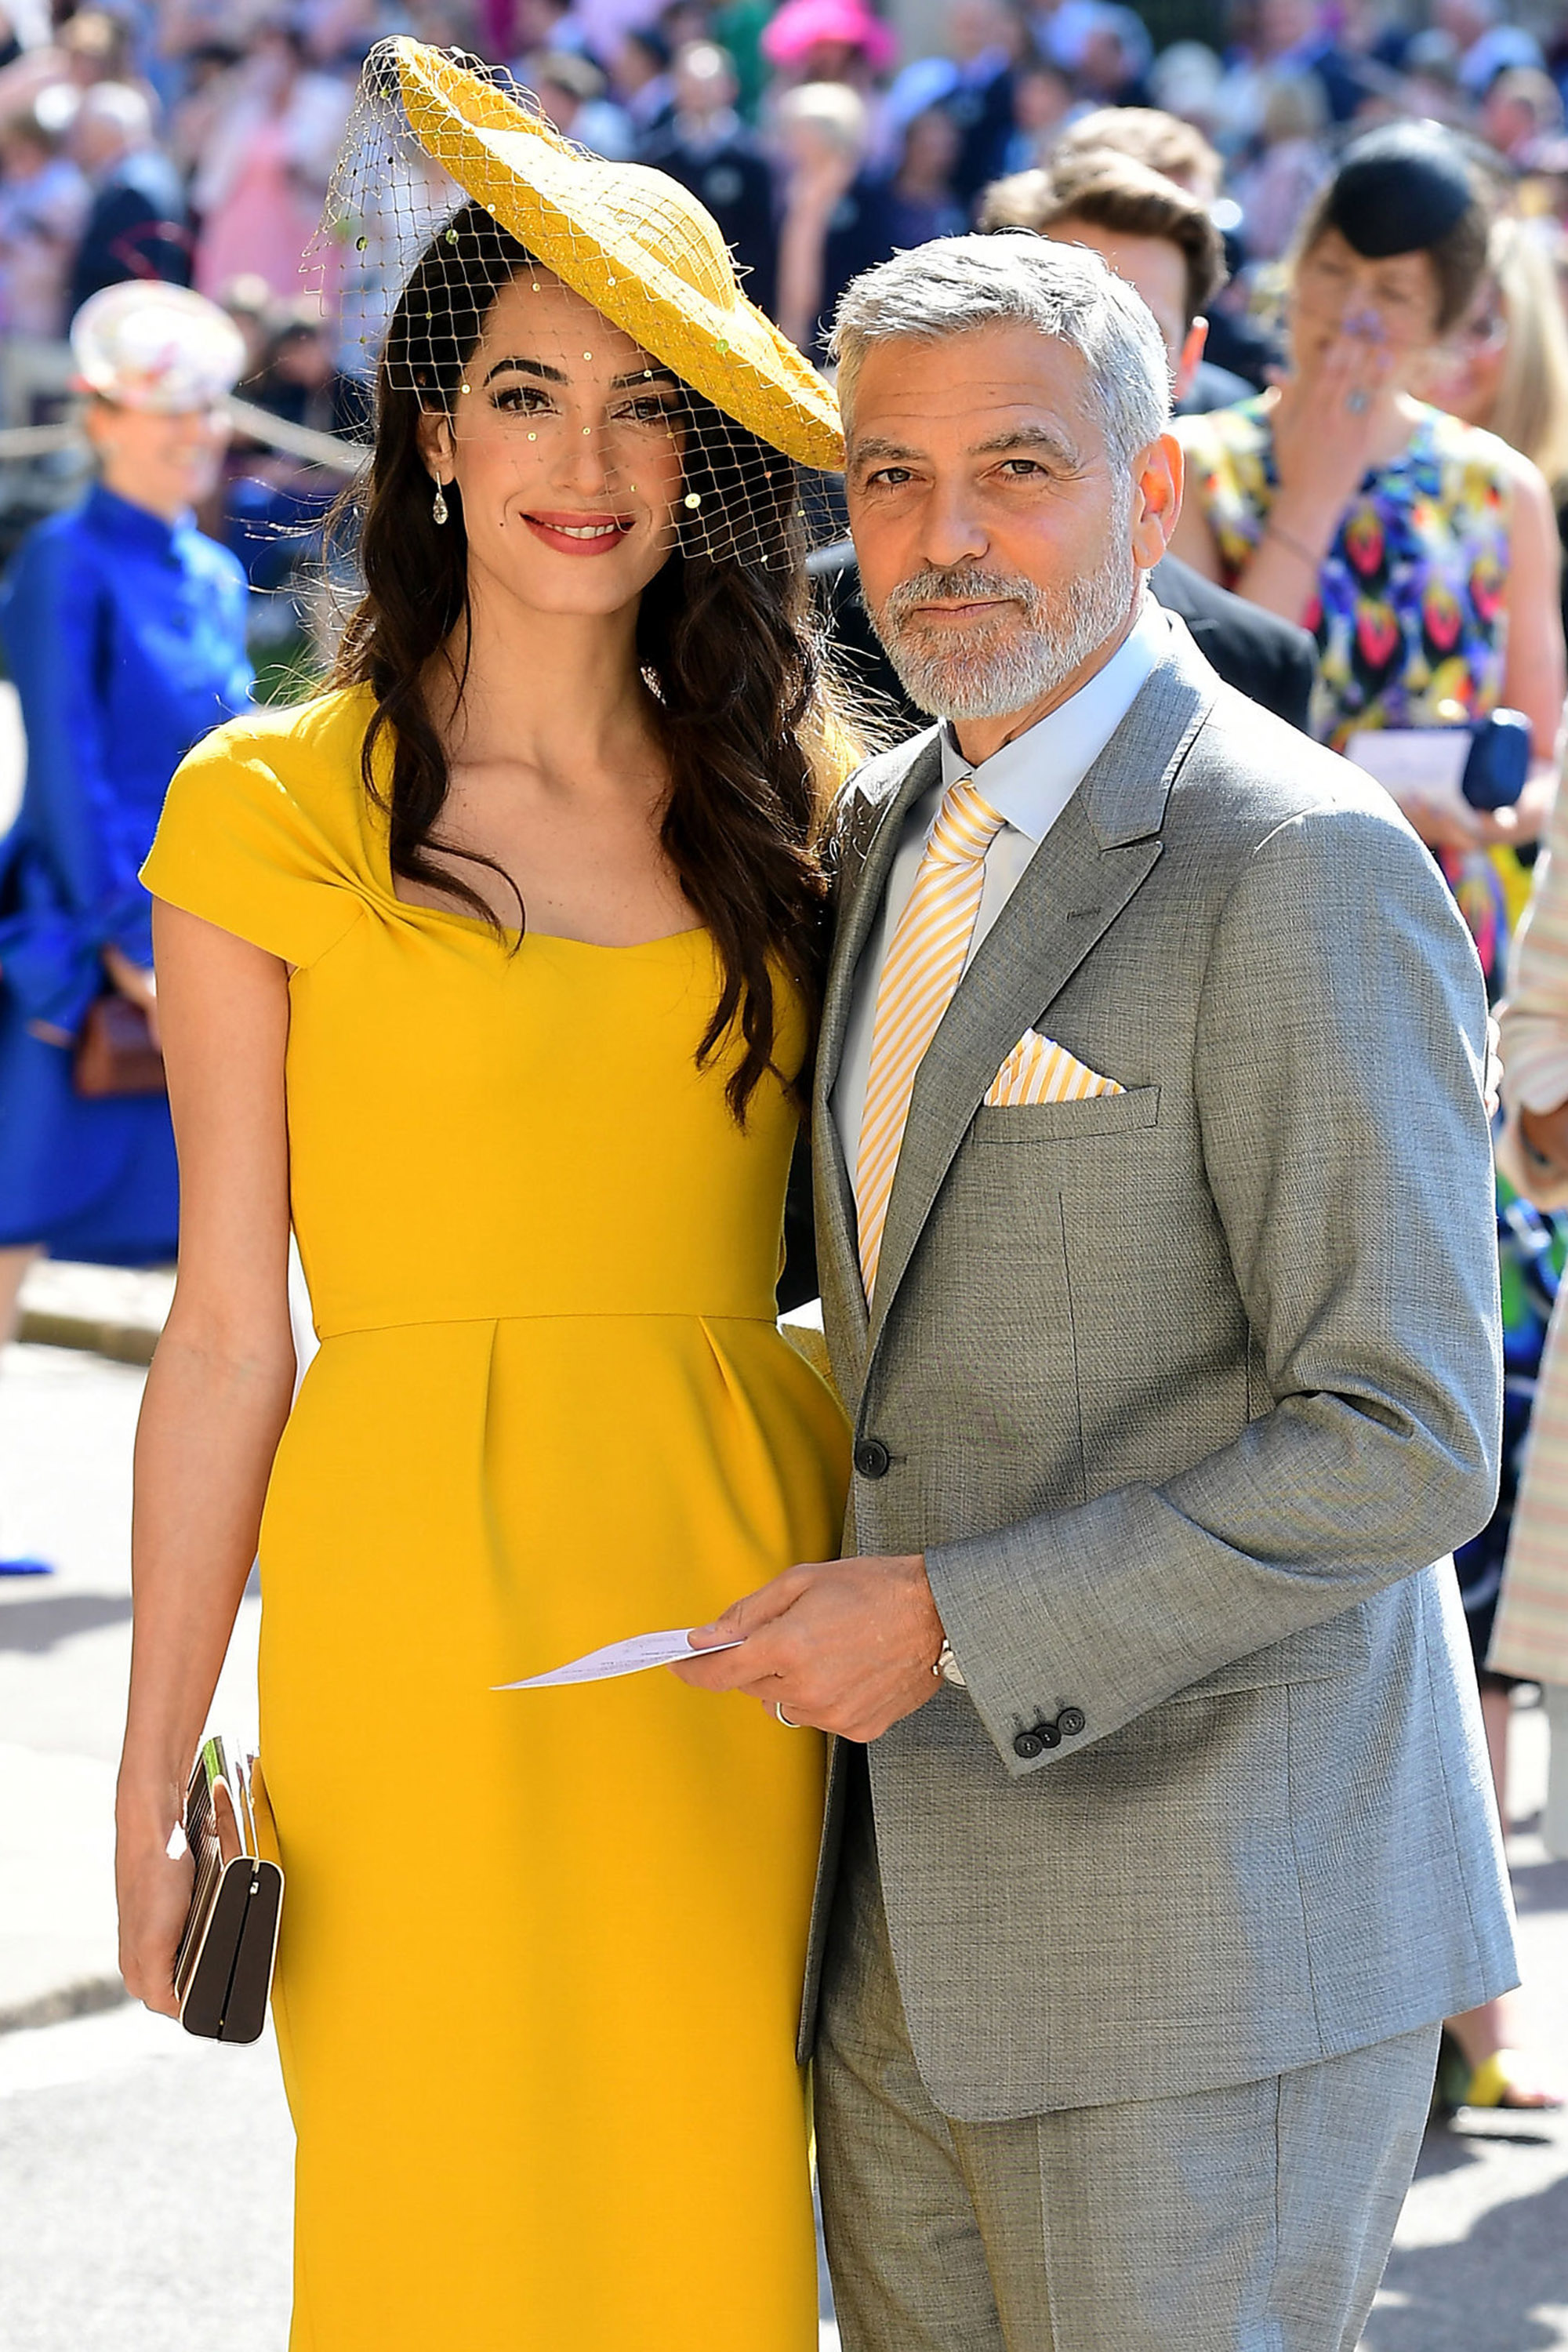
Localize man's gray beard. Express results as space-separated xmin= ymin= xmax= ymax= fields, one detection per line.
xmin=869 ymin=546 xmax=1137 ymax=722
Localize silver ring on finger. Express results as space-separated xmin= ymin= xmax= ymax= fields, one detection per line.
xmin=774 ymin=1700 xmax=804 ymax=1728
xmin=1346 ymin=388 xmax=1370 ymax=415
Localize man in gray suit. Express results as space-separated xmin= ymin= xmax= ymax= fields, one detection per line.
xmin=677 ymin=235 xmax=1515 ymax=2350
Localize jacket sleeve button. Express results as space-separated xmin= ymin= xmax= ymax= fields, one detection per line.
xmin=1035 ymin=1717 xmax=1063 ymax=1749
xmin=854 ymin=1438 xmax=891 ymax=1479
xmin=1012 ymin=1729 xmax=1045 ymax=1761
xmin=1057 ymin=1707 xmax=1086 ymax=1737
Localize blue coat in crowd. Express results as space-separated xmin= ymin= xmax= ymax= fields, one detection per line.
xmin=0 ymin=482 xmax=252 ymax=1262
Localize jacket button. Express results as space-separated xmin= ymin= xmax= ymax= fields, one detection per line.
xmin=1034 ymin=1717 xmax=1063 ymax=1750
xmin=855 ymin=1438 xmax=891 ymax=1479
xmin=1058 ymin=1707 xmax=1086 ymax=1738
xmin=1013 ymin=1729 xmax=1045 ymax=1761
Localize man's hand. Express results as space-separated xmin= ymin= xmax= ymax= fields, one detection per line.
xmin=670 ymin=1553 xmax=946 ymax=1741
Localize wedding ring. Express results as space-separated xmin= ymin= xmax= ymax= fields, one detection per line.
xmin=1346 ymin=389 xmax=1370 ymax=415
xmin=774 ymin=1700 xmax=803 ymax=1728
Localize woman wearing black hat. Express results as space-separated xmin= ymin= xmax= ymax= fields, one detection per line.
xmin=1174 ymin=122 xmax=1566 ymax=2116
xmin=1172 ymin=123 xmax=1563 ymax=804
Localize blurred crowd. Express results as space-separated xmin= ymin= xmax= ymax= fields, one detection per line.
xmin=1 ymin=0 xmax=1567 ymax=437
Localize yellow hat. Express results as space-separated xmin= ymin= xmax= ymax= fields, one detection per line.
xmin=390 ymin=38 xmax=844 ymax=474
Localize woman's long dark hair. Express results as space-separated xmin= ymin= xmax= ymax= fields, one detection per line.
xmin=332 ymin=201 xmax=849 ymax=1120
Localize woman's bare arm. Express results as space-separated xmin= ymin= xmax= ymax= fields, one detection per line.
xmin=1499 ymin=448 xmax=1566 ymax=767
xmin=114 ymin=899 xmax=296 ymax=2016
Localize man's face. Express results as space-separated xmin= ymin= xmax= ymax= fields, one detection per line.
xmin=844 ymin=321 xmax=1178 ymax=727
xmin=1043 ymin=216 xmax=1206 ymax=401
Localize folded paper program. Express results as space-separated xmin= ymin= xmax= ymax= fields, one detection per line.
xmin=984 ymin=1030 xmax=1124 ymax=1108
xmin=495 ymin=1628 xmax=746 ymax=1689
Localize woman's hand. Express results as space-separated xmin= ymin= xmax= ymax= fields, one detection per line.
xmin=1269 ymin=332 xmax=1396 ymax=535
xmin=1380 ymin=764 xmax=1554 ymax=854
xmin=114 ymin=1785 xmax=192 ymax=2019
xmin=102 ymin=942 xmax=160 ymax=1046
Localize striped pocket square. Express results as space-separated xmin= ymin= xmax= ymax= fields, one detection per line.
xmin=984 ymin=1029 xmax=1124 ymax=1108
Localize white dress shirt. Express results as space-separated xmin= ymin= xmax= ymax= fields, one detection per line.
xmin=832 ymin=599 xmax=1168 ymax=1181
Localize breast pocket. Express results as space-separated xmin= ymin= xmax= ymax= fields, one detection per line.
xmin=971 ymin=1085 xmax=1161 ymax=1145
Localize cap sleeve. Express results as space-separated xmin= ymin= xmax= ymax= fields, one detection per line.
xmin=141 ymin=704 xmax=367 ymax=968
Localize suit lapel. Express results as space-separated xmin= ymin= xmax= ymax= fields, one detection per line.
xmin=813 ymin=733 xmax=943 ymax=1366
xmin=865 ymin=644 xmax=1214 ymax=1355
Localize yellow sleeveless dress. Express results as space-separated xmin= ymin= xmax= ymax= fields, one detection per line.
xmin=142 ymin=685 xmax=849 ymax=2352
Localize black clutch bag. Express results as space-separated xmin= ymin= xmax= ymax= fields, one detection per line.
xmin=173 ymin=1737 xmax=284 ymax=2044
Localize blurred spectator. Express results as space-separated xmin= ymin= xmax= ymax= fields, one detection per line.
xmin=0 ymin=283 xmax=252 ymax=1349
xmin=191 ymin=24 xmax=350 ymax=306
xmin=1145 ymin=39 xmax=1225 ymax=140
xmin=1051 ymin=100 xmax=1221 ymax=202
xmin=760 ymin=0 xmax=895 ymax=100
xmin=981 ymin=152 xmax=1235 ymax=412
xmin=164 ymin=38 xmax=245 ymax=180
xmin=774 ymin=78 xmax=891 ymax=358
xmin=998 ymin=49 xmax=1076 ymax=176
xmin=0 ymin=4 xmax=152 ymax=124
xmin=0 ymin=103 xmax=88 ymax=337
xmin=1428 ymin=216 xmax=1568 ymax=650
xmin=1027 ymin=100 xmax=1276 ymax=394
xmin=528 ymin=49 xmax=633 ymax=156
xmin=641 ymin=42 xmax=775 ymax=314
xmin=884 ymin=0 xmax=1020 ymax=212
xmin=214 ymin=269 xmax=278 ymax=379
xmin=242 ymin=296 xmax=361 ymax=437
xmin=1398 ymin=27 xmax=1468 ymax=128
xmin=57 ymin=9 xmax=143 ymax=94
xmin=1437 ymin=0 xmax=1543 ymax=106
xmin=608 ymin=24 xmax=673 ymax=141
xmin=67 ymin=82 xmax=191 ymax=318
xmin=1056 ymin=3 xmax=1155 ymax=111
xmin=1480 ymin=67 xmax=1564 ymax=174
xmin=1229 ymin=69 xmax=1330 ymax=262
xmin=884 ymin=103 xmax=964 ymax=245
xmin=1250 ymin=0 xmax=1375 ymax=129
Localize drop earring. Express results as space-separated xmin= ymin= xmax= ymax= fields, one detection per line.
xmin=431 ymin=477 xmax=449 ymax=526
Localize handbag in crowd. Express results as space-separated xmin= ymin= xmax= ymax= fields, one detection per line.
xmin=173 ymin=1737 xmax=284 ymax=2044
xmin=74 ymin=995 xmax=165 ymax=1098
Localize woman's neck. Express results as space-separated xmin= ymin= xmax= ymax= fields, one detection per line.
xmin=429 ymin=582 xmax=655 ymax=782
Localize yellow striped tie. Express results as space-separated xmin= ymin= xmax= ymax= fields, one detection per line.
xmin=855 ymin=777 xmax=1007 ymax=1295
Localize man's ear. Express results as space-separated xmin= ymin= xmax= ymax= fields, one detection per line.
xmin=1173 ymin=317 xmax=1208 ymax=407
xmin=416 ymin=405 xmax=453 ymax=475
xmin=1131 ymin=431 xmax=1183 ymax=573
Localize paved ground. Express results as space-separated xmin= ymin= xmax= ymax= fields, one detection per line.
xmin=0 ymin=1327 xmax=1563 ymax=2349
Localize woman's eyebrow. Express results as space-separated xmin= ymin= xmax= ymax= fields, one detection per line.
xmin=482 ymin=355 xmax=568 ymax=386
xmin=612 ymin=363 xmax=681 ymax=390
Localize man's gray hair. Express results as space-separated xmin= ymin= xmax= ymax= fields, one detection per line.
xmin=829 ymin=233 xmax=1171 ymax=470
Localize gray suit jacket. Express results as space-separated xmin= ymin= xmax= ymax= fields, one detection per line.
xmin=804 ymin=623 xmax=1516 ymax=2122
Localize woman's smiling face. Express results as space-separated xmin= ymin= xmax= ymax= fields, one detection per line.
xmin=419 ymin=267 xmax=688 ymax=616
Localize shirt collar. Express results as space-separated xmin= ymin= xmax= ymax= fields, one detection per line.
xmin=938 ymin=596 xmax=1168 ymax=841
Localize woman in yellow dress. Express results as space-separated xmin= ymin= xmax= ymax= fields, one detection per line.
xmin=113 ymin=44 xmax=852 ymax=2350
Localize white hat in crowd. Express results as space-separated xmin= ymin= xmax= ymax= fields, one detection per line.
xmin=70 ymin=281 xmax=248 ymax=414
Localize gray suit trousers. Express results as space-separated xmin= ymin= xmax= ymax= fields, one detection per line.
xmin=816 ymin=1763 xmax=1438 ymax=2352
